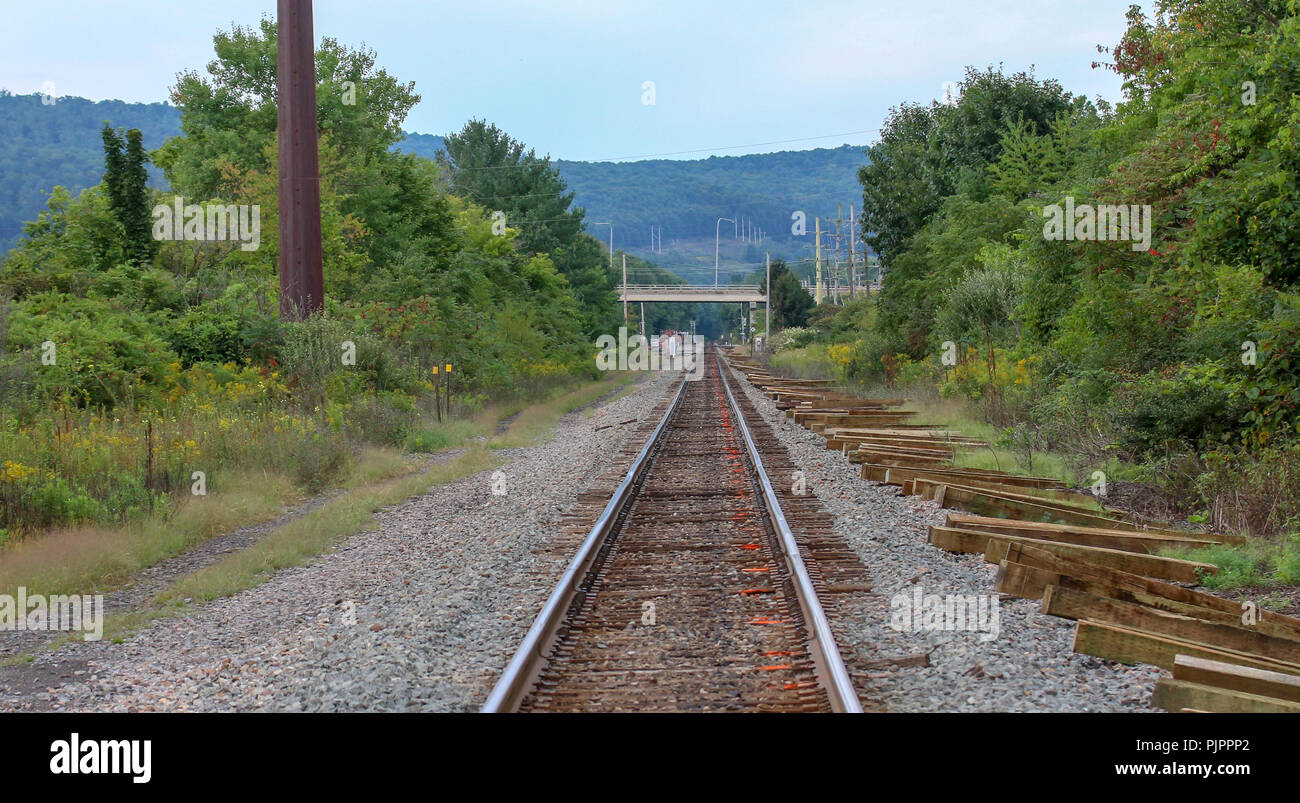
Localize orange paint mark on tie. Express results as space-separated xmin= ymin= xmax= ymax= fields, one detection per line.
xmin=749 ymin=618 xmax=782 ymax=625
xmin=761 ymin=664 xmax=793 ymax=671
xmin=739 ymin=588 xmax=774 ymax=596
xmin=763 ymin=650 xmax=795 ymax=657
xmin=741 ymin=567 xmax=771 ymax=573
xmin=783 ymin=681 xmax=818 ymax=690
xmin=737 ymin=544 xmax=761 ymax=550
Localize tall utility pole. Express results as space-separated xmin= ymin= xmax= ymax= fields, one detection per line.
xmin=715 ymin=216 xmax=735 ymax=287
xmin=277 ymin=0 xmax=323 ymax=320
xmin=765 ymin=251 xmax=771 ymax=353
xmin=849 ymin=204 xmax=859 ymax=299
xmin=826 ymin=203 xmax=853 ymax=304
xmin=622 ymin=253 xmax=627 ymax=323
xmin=833 ymin=204 xmax=840 ymax=304
xmin=814 ymin=217 xmax=823 ymax=305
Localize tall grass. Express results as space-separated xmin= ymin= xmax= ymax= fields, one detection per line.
xmin=768 ymin=344 xmax=834 ymax=380
xmin=0 ymin=470 xmax=296 ymax=597
xmin=489 ymin=372 xmax=637 ymax=449
xmin=1161 ymin=535 xmax=1300 ymax=594
xmin=0 ymin=367 xmax=625 ymax=606
xmin=765 ymin=346 xmax=1145 ymax=487
xmin=158 ymin=448 xmax=501 ymax=604
xmin=0 ymin=361 xmax=501 ymax=541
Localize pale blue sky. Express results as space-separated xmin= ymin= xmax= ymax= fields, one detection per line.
xmin=1 ymin=0 xmax=1149 ymax=161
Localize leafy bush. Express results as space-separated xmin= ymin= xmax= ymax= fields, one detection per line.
xmin=5 ymin=293 xmax=175 ymax=407
xmin=1114 ymin=364 xmax=1247 ymax=454
xmin=776 ymin=327 xmax=816 ymax=351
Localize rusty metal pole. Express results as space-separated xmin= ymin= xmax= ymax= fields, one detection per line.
xmin=277 ymin=0 xmax=324 ymax=320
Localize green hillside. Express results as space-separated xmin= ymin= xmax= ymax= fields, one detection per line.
xmin=558 ymin=145 xmax=868 ymax=257
xmin=0 ymin=92 xmax=178 ymax=250
xmin=0 ymin=95 xmax=867 ymax=271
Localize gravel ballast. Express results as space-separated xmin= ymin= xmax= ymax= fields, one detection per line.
xmin=0 ymin=373 xmax=677 ymax=712
xmin=726 ymin=360 xmax=1162 ymax=712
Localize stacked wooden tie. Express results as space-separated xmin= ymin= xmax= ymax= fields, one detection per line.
xmin=723 ymin=349 xmax=1300 ymax=713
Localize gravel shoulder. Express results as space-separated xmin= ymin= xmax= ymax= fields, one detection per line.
xmin=0 ymin=372 xmax=677 ymax=712
xmin=727 ymin=361 xmax=1163 ymax=712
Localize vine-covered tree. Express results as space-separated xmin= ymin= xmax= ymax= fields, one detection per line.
xmin=100 ymin=124 xmax=156 ymax=266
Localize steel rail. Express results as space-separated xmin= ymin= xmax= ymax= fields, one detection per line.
xmin=480 ymin=374 xmax=690 ymax=713
xmin=714 ymin=351 xmax=864 ymax=713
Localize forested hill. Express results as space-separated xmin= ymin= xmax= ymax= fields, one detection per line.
xmin=0 ymin=95 xmax=867 ymax=262
xmin=395 ymin=134 xmax=870 ymax=259
xmin=0 ymin=93 xmax=179 ymax=250
xmin=392 ymin=131 xmax=446 ymax=160
xmin=555 ymin=146 xmax=869 ymax=256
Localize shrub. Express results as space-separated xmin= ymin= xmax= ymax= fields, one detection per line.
xmin=775 ymin=327 xmax=816 ymax=351
xmin=1114 ymin=363 xmax=1247 ymax=454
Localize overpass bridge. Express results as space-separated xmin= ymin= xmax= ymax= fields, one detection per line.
xmin=617 ymin=284 xmax=765 ymax=303
xmin=619 ymin=283 xmax=769 ymax=347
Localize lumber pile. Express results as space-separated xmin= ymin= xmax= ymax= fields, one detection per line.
xmin=722 ymin=349 xmax=1299 ymax=714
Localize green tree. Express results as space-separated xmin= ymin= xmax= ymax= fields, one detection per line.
xmin=439 ymin=119 xmax=582 ymax=256
xmin=767 ymin=259 xmax=814 ymax=328
xmin=154 ymin=17 xmax=418 ymax=200
xmin=101 ymin=124 xmax=157 ymax=265
xmin=936 ymin=258 xmax=1021 ymax=386
xmin=121 ymin=128 xmax=156 ymax=265
xmin=100 ymin=124 xmax=125 ymax=220
xmin=439 ymin=119 xmax=617 ymax=336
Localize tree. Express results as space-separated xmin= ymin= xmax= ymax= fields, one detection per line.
xmin=439 ymin=119 xmax=617 ymax=336
xmin=100 ymin=124 xmax=125 ymax=217
xmin=860 ymin=67 xmax=1072 ymax=269
xmin=858 ymin=104 xmax=940 ymax=267
xmin=154 ymin=17 xmax=419 ymax=200
xmin=937 ymin=260 xmax=1021 ymax=387
xmin=767 ymin=259 xmax=814 ymax=328
xmin=100 ymin=125 xmax=156 ymax=266
xmin=439 ymin=120 xmax=582 ymax=256
xmin=153 ymin=18 xmax=458 ymax=294
xmin=121 ymin=129 xmax=156 ymax=265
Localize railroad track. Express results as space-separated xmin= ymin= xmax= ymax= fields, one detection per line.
xmin=483 ymin=346 xmax=865 ymax=713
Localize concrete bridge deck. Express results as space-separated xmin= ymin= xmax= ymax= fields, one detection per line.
xmin=618 ymin=284 xmax=765 ymax=303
